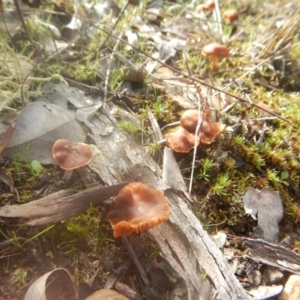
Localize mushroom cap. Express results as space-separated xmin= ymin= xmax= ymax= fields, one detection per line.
xmin=180 ymin=110 xmax=199 ymax=133
xmin=52 ymin=139 xmax=93 ymax=170
xmin=200 ymin=109 xmax=225 ymax=143
xmin=165 ymin=126 xmax=196 ymax=153
xmin=202 ymin=43 xmax=229 ymax=58
xmin=202 ymin=0 xmax=215 ymax=11
xmin=222 ymin=9 xmax=238 ymax=24
xmin=179 ymin=109 xmax=226 ymax=144
xmin=199 ymin=121 xmax=226 ymax=144
xmin=108 ymin=182 xmax=170 ymax=237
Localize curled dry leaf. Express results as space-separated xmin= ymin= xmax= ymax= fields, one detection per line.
xmin=24 ymin=268 xmax=76 ymax=300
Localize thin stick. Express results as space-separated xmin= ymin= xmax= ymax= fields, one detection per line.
xmin=188 ymin=89 xmax=203 ymax=195
xmin=122 ymin=236 xmax=150 ymax=287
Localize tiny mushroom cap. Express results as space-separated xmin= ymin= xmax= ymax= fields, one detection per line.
xmin=200 ymin=109 xmax=226 ymax=144
xmin=165 ymin=126 xmax=197 ymax=153
xmin=108 ymin=182 xmax=170 ymax=238
xmin=180 ymin=110 xmax=200 ymax=133
xmin=202 ymin=0 xmax=215 ymax=11
xmin=52 ymin=139 xmax=93 ymax=170
xmin=202 ymin=43 xmax=229 ymax=58
xmin=222 ymin=9 xmax=238 ymax=24
xmin=179 ymin=109 xmax=226 ymax=144
xmin=202 ymin=43 xmax=229 ymax=71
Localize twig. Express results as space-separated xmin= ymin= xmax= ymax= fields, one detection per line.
xmin=188 ymin=87 xmax=203 ymax=195
xmin=13 ymin=0 xmax=42 ymax=59
xmin=122 ymin=236 xmax=150 ymax=287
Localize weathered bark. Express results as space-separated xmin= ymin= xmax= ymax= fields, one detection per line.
xmin=242 ymin=237 xmax=300 ymax=275
xmin=0 ymin=183 xmax=128 ymax=225
xmin=88 ymin=106 xmax=250 ymax=300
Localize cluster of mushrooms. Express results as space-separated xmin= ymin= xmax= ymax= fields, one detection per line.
xmin=165 ymin=109 xmax=225 ymax=153
xmin=52 ymin=140 xmax=170 ymax=237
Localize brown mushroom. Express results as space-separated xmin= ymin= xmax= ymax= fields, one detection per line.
xmin=180 ymin=110 xmax=200 ymax=133
xmin=199 ymin=109 xmax=226 ymax=144
xmin=52 ymin=139 xmax=93 ymax=181
xmin=200 ymin=0 xmax=215 ymax=12
xmin=165 ymin=126 xmax=197 ymax=153
xmin=107 ymin=182 xmax=170 ymax=238
xmin=180 ymin=109 xmax=226 ymax=144
xmin=222 ymin=9 xmax=238 ymax=24
xmin=202 ymin=43 xmax=229 ymax=71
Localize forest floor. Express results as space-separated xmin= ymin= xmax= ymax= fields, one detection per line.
xmin=1 ymin=0 xmax=300 ymax=299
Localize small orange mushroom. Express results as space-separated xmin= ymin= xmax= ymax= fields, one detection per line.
xmin=165 ymin=126 xmax=197 ymax=153
xmin=108 ymin=182 xmax=170 ymax=238
xmin=222 ymin=9 xmax=238 ymax=24
xmin=180 ymin=110 xmax=200 ymax=133
xmin=52 ymin=139 xmax=93 ymax=181
xmin=199 ymin=110 xmax=226 ymax=144
xmin=202 ymin=43 xmax=229 ymax=71
xmin=201 ymin=0 xmax=215 ymax=12
xmin=180 ymin=109 xmax=226 ymax=144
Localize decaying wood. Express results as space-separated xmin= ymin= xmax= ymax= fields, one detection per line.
xmin=89 ymin=106 xmax=250 ymax=300
xmin=241 ymin=237 xmax=300 ymax=275
xmin=0 ymin=183 xmax=128 ymax=226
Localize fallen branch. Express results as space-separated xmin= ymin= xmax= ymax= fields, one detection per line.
xmin=0 ymin=183 xmax=128 ymax=226
xmin=89 ymin=106 xmax=250 ymax=300
xmin=241 ymin=237 xmax=300 ymax=275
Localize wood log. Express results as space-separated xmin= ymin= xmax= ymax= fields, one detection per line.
xmin=88 ymin=106 xmax=250 ymax=300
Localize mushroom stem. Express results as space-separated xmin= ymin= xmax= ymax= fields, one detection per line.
xmin=61 ymin=170 xmax=73 ymax=182
xmin=210 ymin=56 xmax=217 ymax=71
xmin=122 ymin=236 xmax=150 ymax=287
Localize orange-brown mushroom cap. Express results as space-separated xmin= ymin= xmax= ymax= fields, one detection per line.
xmin=200 ymin=109 xmax=226 ymax=144
xmin=202 ymin=43 xmax=229 ymax=59
xmin=179 ymin=109 xmax=226 ymax=144
xmin=180 ymin=110 xmax=200 ymax=133
xmin=108 ymin=182 xmax=170 ymax=238
xmin=165 ymin=126 xmax=197 ymax=153
xmin=222 ymin=9 xmax=238 ymax=24
xmin=202 ymin=0 xmax=215 ymax=11
xmin=52 ymin=139 xmax=93 ymax=170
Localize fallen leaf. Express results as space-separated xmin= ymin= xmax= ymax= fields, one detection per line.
xmin=24 ymin=268 xmax=76 ymax=300
xmin=2 ymin=101 xmax=86 ymax=164
xmin=243 ymin=187 xmax=284 ymax=243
